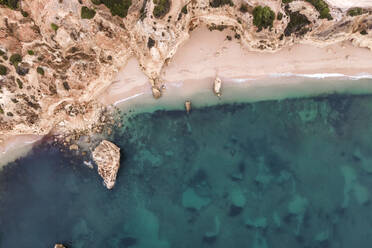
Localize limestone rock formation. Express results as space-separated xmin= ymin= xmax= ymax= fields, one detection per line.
xmin=92 ymin=140 xmax=120 ymax=189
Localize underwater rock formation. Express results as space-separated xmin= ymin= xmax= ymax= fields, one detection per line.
xmin=92 ymin=140 xmax=120 ymax=189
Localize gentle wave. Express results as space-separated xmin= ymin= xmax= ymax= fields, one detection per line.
xmin=269 ymin=73 xmax=372 ymax=80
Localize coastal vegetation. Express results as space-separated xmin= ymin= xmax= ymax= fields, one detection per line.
xmin=9 ymin=54 xmax=21 ymax=67
xmin=81 ymin=6 xmax=96 ymax=19
xmin=51 ymin=23 xmax=59 ymax=32
xmin=210 ymin=0 xmax=234 ymax=8
xmin=347 ymin=8 xmax=365 ymax=16
xmin=253 ymin=6 xmax=275 ymax=31
xmin=239 ymin=4 xmax=248 ymax=13
xmin=284 ymin=6 xmax=310 ymax=37
xmin=139 ymin=0 xmax=148 ymax=20
xmin=147 ymin=37 xmax=155 ymax=48
xmin=153 ymin=0 xmax=170 ymax=19
xmin=282 ymin=0 xmax=332 ymax=20
xmin=91 ymin=0 xmax=132 ymax=18
xmin=0 ymin=0 xmax=18 ymax=9
xmin=0 ymin=64 xmax=7 ymax=75
xmin=16 ymin=78 xmax=23 ymax=89
xmin=208 ymin=24 xmax=228 ymax=31
xmin=37 ymin=66 xmax=44 ymax=76
xmin=63 ymin=81 xmax=70 ymax=91
xmin=277 ymin=12 xmax=283 ymax=20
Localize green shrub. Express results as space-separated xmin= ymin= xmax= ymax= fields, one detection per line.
xmin=51 ymin=23 xmax=59 ymax=31
xmin=348 ymin=8 xmax=364 ymax=16
xmin=0 ymin=0 xmax=18 ymax=9
xmin=9 ymin=53 xmax=22 ymax=66
xmin=27 ymin=50 xmax=34 ymax=55
xmin=360 ymin=30 xmax=368 ymax=35
xmin=63 ymin=81 xmax=70 ymax=91
xmin=305 ymin=0 xmax=332 ymax=20
xmin=239 ymin=4 xmax=248 ymax=13
xmin=277 ymin=12 xmax=283 ymax=20
xmin=284 ymin=7 xmax=310 ymax=36
xmin=0 ymin=106 xmax=3 ymax=114
xmin=181 ymin=4 xmax=188 ymax=14
xmin=210 ymin=0 xmax=233 ymax=8
xmin=81 ymin=6 xmax=96 ymax=19
xmin=253 ymin=6 xmax=275 ymax=30
xmin=91 ymin=0 xmax=132 ymax=18
xmin=147 ymin=37 xmax=155 ymax=48
xmin=0 ymin=50 xmax=4 ymax=56
xmin=37 ymin=66 xmax=44 ymax=75
xmin=16 ymin=78 xmax=23 ymax=88
xmin=21 ymin=10 xmax=28 ymax=17
xmin=153 ymin=0 xmax=170 ymax=18
xmin=0 ymin=64 xmax=7 ymax=75
xmin=140 ymin=0 xmax=148 ymax=20
xmin=282 ymin=0 xmax=332 ymax=20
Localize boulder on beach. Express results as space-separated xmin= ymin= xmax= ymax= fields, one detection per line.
xmin=92 ymin=140 xmax=121 ymax=189
xmin=213 ymin=77 xmax=222 ymax=97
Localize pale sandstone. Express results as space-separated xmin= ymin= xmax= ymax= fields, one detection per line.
xmin=92 ymin=140 xmax=120 ymax=189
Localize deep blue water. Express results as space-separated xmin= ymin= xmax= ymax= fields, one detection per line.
xmin=2 ymin=94 xmax=372 ymax=248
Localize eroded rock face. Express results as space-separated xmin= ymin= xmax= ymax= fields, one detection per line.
xmin=92 ymin=140 xmax=120 ymax=189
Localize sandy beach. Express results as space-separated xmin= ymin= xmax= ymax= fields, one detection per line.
xmin=3 ymin=11 xmax=372 ymax=167
xmin=99 ymin=25 xmax=372 ymax=109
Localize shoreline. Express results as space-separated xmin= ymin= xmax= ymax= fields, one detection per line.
xmin=2 ymin=25 xmax=372 ymax=168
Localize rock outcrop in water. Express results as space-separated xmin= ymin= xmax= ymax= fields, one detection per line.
xmin=54 ymin=244 xmax=66 ymax=248
xmin=92 ymin=140 xmax=120 ymax=189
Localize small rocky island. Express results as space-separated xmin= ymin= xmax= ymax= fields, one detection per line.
xmin=92 ymin=140 xmax=121 ymax=189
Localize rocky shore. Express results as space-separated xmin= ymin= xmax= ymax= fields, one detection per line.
xmin=0 ymin=0 xmax=372 ymax=141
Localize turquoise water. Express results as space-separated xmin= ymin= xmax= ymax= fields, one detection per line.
xmin=2 ymin=93 xmax=372 ymax=247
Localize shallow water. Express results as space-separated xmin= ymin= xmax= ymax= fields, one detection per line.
xmin=2 ymin=93 xmax=372 ymax=247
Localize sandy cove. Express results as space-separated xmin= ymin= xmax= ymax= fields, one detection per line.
xmin=3 ymin=0 xmax=372 ymax=167
xmin=99 ymin=25 xmax=372 ymax=108
xmin=3 ymin=25 xmax=372 ymax=167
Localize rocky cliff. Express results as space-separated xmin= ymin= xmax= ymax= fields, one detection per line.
xmin=0 ymin=0 xmax=371 ymax=140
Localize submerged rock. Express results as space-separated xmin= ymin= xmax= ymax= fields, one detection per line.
xmin=92 ymin=140 xmax=121 ymax=189
xmin=203 ymin=216 xmax=220 ymax=244
xmin=229 ymin=187 xmax=246 ymax=216
xmin=182 ymin=188 xmax=210 ymax=211
xmin=245 ymin=216 xmax=267 ymax=229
